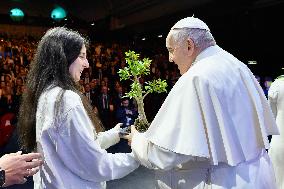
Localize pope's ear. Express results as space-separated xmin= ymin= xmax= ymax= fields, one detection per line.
xmin=187 ymin=38 xmax=195 ymax=55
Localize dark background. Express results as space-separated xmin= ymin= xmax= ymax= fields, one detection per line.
xmin=1 ymin=0 xmax=283 ymax=78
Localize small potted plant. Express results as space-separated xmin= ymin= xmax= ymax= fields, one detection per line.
xmin=118 ymin=50 xmax=167 ymax=132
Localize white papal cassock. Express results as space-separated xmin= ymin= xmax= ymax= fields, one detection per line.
xmin=131 ymin=45 xmax=279 ymax=189
xmin=268 ymin=76 xmax=284 ymax=189
xmin=34 ymin=86 xmax=139 ymax=189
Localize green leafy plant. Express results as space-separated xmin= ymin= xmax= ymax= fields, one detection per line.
xmin=118 ymin=50 xmax=168 ymax=132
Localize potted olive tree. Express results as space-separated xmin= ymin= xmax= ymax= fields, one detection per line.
xmin=118 ymin=50 xmax=167 ymax=132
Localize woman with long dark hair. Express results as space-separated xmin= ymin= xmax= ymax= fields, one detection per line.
xmin=18 ymin=27 xmax=138 ymax=189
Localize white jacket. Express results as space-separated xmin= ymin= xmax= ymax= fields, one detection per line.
xmin=34 ymin=86 xmax=139 ymax=189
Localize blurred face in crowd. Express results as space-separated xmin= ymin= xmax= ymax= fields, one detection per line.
xmin=21 ymin=85 xmax=26 ymax=93
xmin=264 ymin=80 xmax=272 ymax=88
xmin=117 ymin=86 xmax=123 ymax=93
xmin=1 ymin=81 xmax=5 ymax=88
xmin=3 ymin=64 xmax=9 ymax=71
xmin=90 ymin=81 xmax=96 ymax=89
xmin=5 ymin=85 xmax=13 ymax=95
xmin=101 ymin=80 xmax=106 ymax=86
xmin=79 ymin=79 xmax=84 ymax=85
xmin=69 ymin=45 xmax=89 ymax=82
xmin=85 ymin=84 xmax=90 ymax=92
xmin=84 ymin=72 xmax=89 ymax=78
xmin=92 ymin=79 xmax=97 ymax=85
xmin=122 ymin=99 xmax=129 ymax=108
xmin=5 ymin=75 xmax=11 ymax=82
xmin=101 ymin=86 xmax=108 ymax=94
xmin=103 ymin=77 xmax=108 ymax=84
xmin=16 ymin=77 xmax=23 ymax=86
xmin=20 ymin=67 xmax=26 ymax=76
xmin=114 ymin=81 xmax=121 ymax=90
xmin=166 ymin=31 xmax=195 ymax=75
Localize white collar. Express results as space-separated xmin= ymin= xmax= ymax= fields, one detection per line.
xmin=193 ymin=45 xmax=221 ymax=65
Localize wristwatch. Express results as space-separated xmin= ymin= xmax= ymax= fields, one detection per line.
xmin=0 ymin=168 xmax=5 ymax=187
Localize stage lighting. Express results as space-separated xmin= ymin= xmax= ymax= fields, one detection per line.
xmin=10 ymin=8 xmax=24 ymax=22
xmin=51 ymin=6 xmax=66 ymax=21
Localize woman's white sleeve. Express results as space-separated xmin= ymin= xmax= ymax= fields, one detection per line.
xmin=96 ymin=126 xmax=120 ymax=149
xmin=49 ymin=105 xmax=139 ymax=182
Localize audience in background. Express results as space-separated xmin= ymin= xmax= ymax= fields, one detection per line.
xmin=0 ymin=33 xmax=272 ymax=154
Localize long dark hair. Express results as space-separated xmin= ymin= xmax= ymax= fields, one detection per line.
xmin=18 ymin=27 xmax=104 ymax=151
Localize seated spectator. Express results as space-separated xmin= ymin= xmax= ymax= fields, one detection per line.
xmin=263 ymin=76 xmax=273 ymax=98
xmin=109 ymin=97 xmax=138 ymax=153
xmin=116 ymin=98 xmax=137 ymax=128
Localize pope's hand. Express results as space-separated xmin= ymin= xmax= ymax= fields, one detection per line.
xmin=123 ymin=125 xmax=138 ymax=146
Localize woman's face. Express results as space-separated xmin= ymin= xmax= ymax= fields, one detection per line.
xmin=69 ymin=45 xmax=89 ymax=82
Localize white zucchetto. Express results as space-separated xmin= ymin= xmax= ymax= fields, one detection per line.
xmin=171 ymin=17 xmax=210 ymax=31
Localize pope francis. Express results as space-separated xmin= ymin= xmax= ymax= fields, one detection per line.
xmin=127 ymin=17 xmax=279 ymax=189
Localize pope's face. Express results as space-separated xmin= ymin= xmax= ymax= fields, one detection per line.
xmin=69 ymin=45 xmax=89 ymax=82
xmin=166 ymin=31 xmax=194 ymax=75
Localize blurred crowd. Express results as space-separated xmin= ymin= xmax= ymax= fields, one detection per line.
xmin=0 ymin=33 xmax=275 ymax=153
xmin=0 ymin=34 xmax=182 ymax=152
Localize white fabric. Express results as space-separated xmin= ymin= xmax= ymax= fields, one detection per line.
xmin=132 ymin=132 xmax=202 ymax=170
xmin=34 ymin=86 xmax=139 ymax=189
xmin=96 ymin=123 xmax=121 ymax=149
xmin=171 ymin=17 xmax=210 ymax=31
xmin=268 ymin=78 xmax=284 ymax=189
xmin=145 ymin=45 xmax=279 ymax=166
xmin=131 ymin=44 xmax=279 ymax=188
xmin=132 ymin=132 xmax=277 ymax=189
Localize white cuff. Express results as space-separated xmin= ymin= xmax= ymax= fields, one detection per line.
xmin=131 ymin=132 xmax=153 ymax=168
xmin=96 ymin=127 xmax=120 ymax=149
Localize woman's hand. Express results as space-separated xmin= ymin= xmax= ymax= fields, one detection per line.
xmin=123 ymin=125 xmax=138 ymax=146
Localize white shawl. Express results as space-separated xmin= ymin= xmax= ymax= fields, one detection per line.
xmin=145 ymin=45 xmax=279 ymax=166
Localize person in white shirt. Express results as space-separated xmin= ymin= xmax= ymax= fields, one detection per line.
xmin=127 ymin=17 xmax=279 ymax=189
xmin=268 ymin=75 xmax=284 ymax=189
xmin=18 ymin=27 xmax=139 ymax=189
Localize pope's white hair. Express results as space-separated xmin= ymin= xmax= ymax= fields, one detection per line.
xmin=169 ymin=28 xmax=216 ymax=51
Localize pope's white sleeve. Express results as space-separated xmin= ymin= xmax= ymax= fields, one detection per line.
xmin=268 ymin=81 xmax=279 ymax=118
xmin=131 ymin=132 xmax=206 ymax=170
xmin=51 ymin=105 xmax=139 ymax=182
